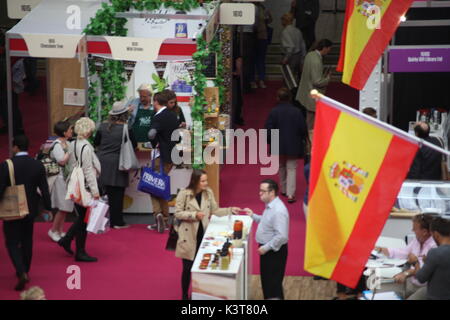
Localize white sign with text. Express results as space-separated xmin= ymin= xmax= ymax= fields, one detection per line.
xmin=21 ymin=34 xmax=82 ymax=58
xmin=220 ymin=3 xmax=255 ymax=25
xmin=104 ymin=36 xmax=165 ymax=62
xmin=7 ymin=0 xmax=41 ymax=19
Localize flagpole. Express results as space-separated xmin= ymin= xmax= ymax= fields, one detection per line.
xmin=311 ymin=90 xmax=450 ymax=157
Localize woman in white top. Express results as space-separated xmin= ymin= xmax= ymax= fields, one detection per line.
xmin=48 ymin=121 xmax=74 ymax=242
xmin=57 ymin=117 xmax=101 ymax=262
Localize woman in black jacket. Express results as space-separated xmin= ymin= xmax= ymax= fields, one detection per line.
xmin=94 ymin=101 xmax=137 ymax=229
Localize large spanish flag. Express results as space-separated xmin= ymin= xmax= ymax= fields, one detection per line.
xmin=337 ymin=0 xmax=413 ymax=90
xmin=304 ymin=94 xmax=419 ymax=288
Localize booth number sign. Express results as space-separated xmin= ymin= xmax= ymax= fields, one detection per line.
xmin=127 ymin=42 xmax=144 ymax=52
xmin=220 ymin=3 xmax=255 ymax=25
xmin=7 ymin=0 xmax=42 ymax=19
xmin=41 ymin=39 xmax=64 ymax=49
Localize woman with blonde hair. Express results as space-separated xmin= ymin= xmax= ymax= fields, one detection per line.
xmin=20 ymin=286 xmax=46 ymax=300
xmin=175 ymin=170 xmax=241 ymax=299
xmin=57 ymin=117 xmax=101 ymax=262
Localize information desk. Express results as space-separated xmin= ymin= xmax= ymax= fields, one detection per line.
xmin=191 ymin=215 xmax=253 ymax=300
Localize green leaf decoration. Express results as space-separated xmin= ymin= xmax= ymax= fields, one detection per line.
xmin=84 ymin=0 xmax=221 ymax=166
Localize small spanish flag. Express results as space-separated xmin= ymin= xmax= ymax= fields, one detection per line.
xmin=337 ymin=0 xmax=414 ymax=90
xmin=304 ymin=95 xmax=418 ymax=288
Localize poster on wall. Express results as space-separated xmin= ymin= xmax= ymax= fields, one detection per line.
xmin=166 ymin=60 xmax=195 ymax=96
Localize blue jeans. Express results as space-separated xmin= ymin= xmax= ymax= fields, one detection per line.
xmin=252 ymin=39 xmax=269 ymax=82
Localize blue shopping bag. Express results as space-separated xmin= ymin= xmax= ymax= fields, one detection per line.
xmin=137 ymin=156 xmax=171 ymax=200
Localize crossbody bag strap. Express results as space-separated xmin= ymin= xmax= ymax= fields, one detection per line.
xmin=6 ymin=159 xmax=15 ymax=186
xmin=74 ymin=140 xmax=88 ymax=167
xmin=79 ymin=144 xmax=88 ymax=167
xmin=122 ymin=123 xmax=129 ymax=143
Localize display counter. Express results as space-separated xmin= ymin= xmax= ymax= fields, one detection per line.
xmin=381 ymin=180 xmax=450 ymax=239
xmin=191 ymin=215 xmax=253 ymax=300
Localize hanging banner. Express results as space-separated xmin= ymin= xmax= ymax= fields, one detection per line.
xmin=7 ymin=0 xmax=41 ymax=19
xmin=153 ymin=61 xmax=168 ymax=80
xmin=104 ymin=36 xmax=165 ymax=62
xmin=21 ymin=34 xmax=82 ymax=58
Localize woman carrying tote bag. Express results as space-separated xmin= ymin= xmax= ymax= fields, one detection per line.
xmin=94 ymin=101 xmax=137 ymax=229
xmin=58 ymin=117 xmax=101 ymax=262
xmin=175 ymin=169 xmax=241 ymax=300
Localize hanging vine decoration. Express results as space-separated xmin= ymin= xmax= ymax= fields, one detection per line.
xmin=84 ymin=0 xmax=221 ymax=167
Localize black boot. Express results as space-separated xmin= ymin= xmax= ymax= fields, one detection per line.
xmin=75 ymin=229 xmax=97 ymax=262
xmin=15 ymin=273 xmax=29 ymax=291
xmin=75 ymin=252 xmax=98 ymax=262
xmin=58 ymin=237 xmax=74 ymax=255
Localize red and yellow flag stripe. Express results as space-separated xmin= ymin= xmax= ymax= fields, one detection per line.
xmin=305 ymin=98 xmax=418 ymax=288
xmin=337 ymin=0 xmax=414 ymax=90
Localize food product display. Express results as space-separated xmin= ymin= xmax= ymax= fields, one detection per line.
xmin=196 ymin=234 xmax=243 ymax=271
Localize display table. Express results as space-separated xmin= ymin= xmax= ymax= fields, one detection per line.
xmin=191 ymin=215 xmax=253 ymax=300
xmin=364 ymin=236 xmax=408 ymax=299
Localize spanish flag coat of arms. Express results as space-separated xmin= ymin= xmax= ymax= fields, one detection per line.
xmin=337 ymin=0 xmax=414 ymax=90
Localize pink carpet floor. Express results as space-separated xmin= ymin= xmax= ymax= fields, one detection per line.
xmin=0 ymin=225 xmax=183 ymax=300
xmin=0 ymin=80 xmax=358 ymax=299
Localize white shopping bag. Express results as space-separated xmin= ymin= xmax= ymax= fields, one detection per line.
xmin=86 ymin=200 xmax=110 ymax=234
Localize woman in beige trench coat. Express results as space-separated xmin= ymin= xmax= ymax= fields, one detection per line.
xmin=175 ymin=169 xmax=240 ymax=300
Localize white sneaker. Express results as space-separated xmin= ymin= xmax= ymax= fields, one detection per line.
xmin=48 ymin=230 xmax=61 ymax=242
xmin=59 ymin=232 xmax=66 ymax=238
xmin=259 ymin=81 xmax=267 ymax=89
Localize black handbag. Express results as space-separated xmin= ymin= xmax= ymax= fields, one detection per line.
xmin=165 ymin=223 xmax=178 ymax=251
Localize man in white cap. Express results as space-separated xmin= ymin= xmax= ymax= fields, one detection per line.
xmin=128 ymin=84 xmax=155 ymax=143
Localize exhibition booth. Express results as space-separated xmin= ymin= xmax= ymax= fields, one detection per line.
xmin=4 ymin=0 xmax=235 ymax=213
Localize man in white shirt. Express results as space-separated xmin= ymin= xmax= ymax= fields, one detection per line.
xmin=281 ymin=13 xmax=306 ymax=81
xmin=245 ymin=179 xmax=289 ymax=299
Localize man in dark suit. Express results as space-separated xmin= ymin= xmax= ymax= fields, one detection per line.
xmin=0 ymin=135 xmax=52 ymax=291
xmin=291 ymin=0 xmax=320 ymax=50
xmin=265 ymin=88 xmax=308 ymax=204
xmin=147 ymin=92 xmax=180 ymax=233
xmin=407 ymin=122 xmax=443 ymax=180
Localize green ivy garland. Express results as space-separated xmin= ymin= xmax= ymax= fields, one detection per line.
xmin=84 ymin=0 xmax=223 ymax=168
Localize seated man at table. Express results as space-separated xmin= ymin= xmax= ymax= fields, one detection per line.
xmin=375 ymin=213 xmax=437 ymax=300
xmin=414 ymin=216 xmax=450 ymax=300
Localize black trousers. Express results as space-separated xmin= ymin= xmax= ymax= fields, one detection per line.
xmin=260 ymin=244 xmax=288 ymax=300
xmin=64 ymin=204 xmax=88 ymax=255
xmin=105 ymin=185 xmax=126 ymax=227
xmin=181 ymin=222 xmax=204 ymax=300
xmin=300 ymin=22 xmax=317 ymax=51
xmin=242 ymin=32 xmax=257 ymax=93
xmin=3 ymin=215 xmax=34 ymax=275
xmin=336 ymin=275 xmax=367 ymax=295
